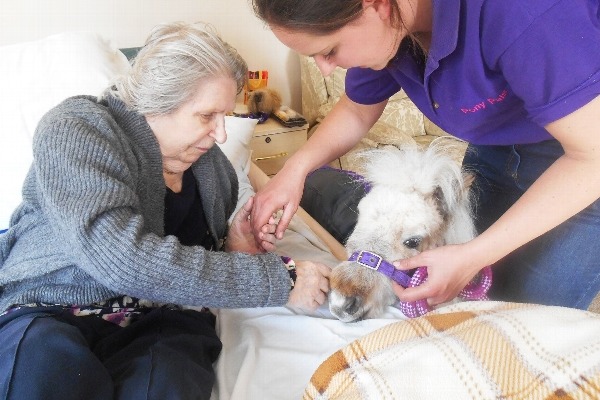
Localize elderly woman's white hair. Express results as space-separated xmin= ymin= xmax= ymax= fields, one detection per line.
xmin=114 ymin=22 xmax=248 ymax=115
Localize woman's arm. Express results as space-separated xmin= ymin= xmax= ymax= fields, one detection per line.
xmin=250 ymin=95 xmax=387 ymax=240
xmin=395 ymin=95 xmax=600 ymax=305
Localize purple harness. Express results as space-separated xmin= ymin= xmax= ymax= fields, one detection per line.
xmin=349 ymin=250 xmax=493 ymax=318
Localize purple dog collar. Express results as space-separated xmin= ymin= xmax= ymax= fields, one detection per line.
xmin=348 ymin=251 xmax=493 ymax=319
xmin=348 ymin=251 xmax=411 ymax=288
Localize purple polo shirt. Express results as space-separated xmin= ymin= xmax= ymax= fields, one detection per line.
xmin=346 ymin=0 xmax=600 ymax=145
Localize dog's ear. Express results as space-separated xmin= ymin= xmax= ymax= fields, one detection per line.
xmin=462 ymin=172 xmax=475 ymax=190
xmin=459 ymin=172 xmax=475 ymax=205
xmin=431 ymin=186 xmax=450 ymax=222
xmin=268 ymin=88 xmax=282 ymax=110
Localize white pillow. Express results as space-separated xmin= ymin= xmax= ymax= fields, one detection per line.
xmin=0 ymin=31 xmax=131 ymax=231
xmin=220 ymin=116 xmax=258 ymax=175
xmin=219 ymin=116 xmax=259 ymax=221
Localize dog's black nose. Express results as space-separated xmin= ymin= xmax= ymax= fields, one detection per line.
xmin=345 ymin=296 xmax=361 ymax=315
xmin=254 ymin=92 xmax=263 ymax=103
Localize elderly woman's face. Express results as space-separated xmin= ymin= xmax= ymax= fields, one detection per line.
xmin=147 ymin=77 xmax=237 ymax=174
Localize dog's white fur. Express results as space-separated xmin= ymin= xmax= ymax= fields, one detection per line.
xmin=329 ymin=144 xmax=476 ymax=322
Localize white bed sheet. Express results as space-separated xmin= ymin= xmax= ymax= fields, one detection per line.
xmin=212 ymin=305 xmax=406 ymax=400
xmin=211 ymin=214 xmax=407 ymax=400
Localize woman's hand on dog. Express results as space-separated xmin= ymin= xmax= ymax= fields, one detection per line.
xmin=225 ymin=197 xmax=278 ymax=254
xmin=287 ymin=261 xmax=331 ymax=311
xmin=392 ymin=243 xmax=487 ymax=306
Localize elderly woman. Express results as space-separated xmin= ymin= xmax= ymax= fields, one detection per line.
xmin=0 ymin=22 xmax=330 ymax=399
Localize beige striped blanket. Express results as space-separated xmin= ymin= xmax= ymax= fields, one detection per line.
xmin=304 ymin=301 xmax=600 ymax=399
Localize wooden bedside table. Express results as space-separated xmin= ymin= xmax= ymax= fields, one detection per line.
xmin=250 ymin=117 xmax=308 ymax=176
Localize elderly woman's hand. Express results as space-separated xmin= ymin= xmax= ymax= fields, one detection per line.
xmin=287 ymin=261 xmax=331 ymax=311
xmin=225 ymin=197 xmax=278 ymax=254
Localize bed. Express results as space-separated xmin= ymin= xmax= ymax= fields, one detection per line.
xmin=1 ymin=22 xmax=600 ymax=400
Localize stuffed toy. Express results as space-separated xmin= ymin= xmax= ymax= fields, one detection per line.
xmin=247 ymin=88 xmax=282 ymax=115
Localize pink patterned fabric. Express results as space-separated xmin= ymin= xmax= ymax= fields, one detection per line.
xmin=399 ymin=266 xmax=493 ymax=318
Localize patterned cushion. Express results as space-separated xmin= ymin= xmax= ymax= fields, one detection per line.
xmin=299 ymin=56 xmax=467 ymax=173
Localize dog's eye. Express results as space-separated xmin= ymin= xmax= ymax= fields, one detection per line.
xmin=403 ymin=237 xmax=422 ymax=249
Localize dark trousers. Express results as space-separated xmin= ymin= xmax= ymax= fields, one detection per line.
xmin=0 ymin=306 xmax=221 ymax=400
xmin=463 ymin=140 xmax=600 ymax=309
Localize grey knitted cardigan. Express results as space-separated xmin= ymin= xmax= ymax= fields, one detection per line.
xmin=0 ymin=94 xmax=290 ymax=312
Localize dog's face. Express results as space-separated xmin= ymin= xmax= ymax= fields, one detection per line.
xmin=327 ymin=145 xmax=475 ymax=322
xmin=247 ymin=88 xmax=282 ymax=114
xmin=329 ymin=186 xmax=447 ymax=322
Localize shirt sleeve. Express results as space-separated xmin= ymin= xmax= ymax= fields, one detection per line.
xmin=345 ymin=66 xmax=402 ymax=105
xmin=484 ymin=0 xmax=600 ymax=127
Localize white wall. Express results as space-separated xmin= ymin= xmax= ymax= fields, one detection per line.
xmin=0 ymin=0 xmax=302 ymax=110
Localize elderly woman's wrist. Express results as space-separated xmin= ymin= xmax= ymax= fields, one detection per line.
xmin=281 ymin=256 xmax=297 ymax=290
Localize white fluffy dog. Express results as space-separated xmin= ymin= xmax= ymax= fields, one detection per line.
xmin=329 ymin=144 xmax=477 ymax=322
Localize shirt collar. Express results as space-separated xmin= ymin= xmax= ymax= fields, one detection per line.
xmin=428 ymin=0 xmax=461 ymax=65
xmin=387 ymin=0 xmax=460 ymax=76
